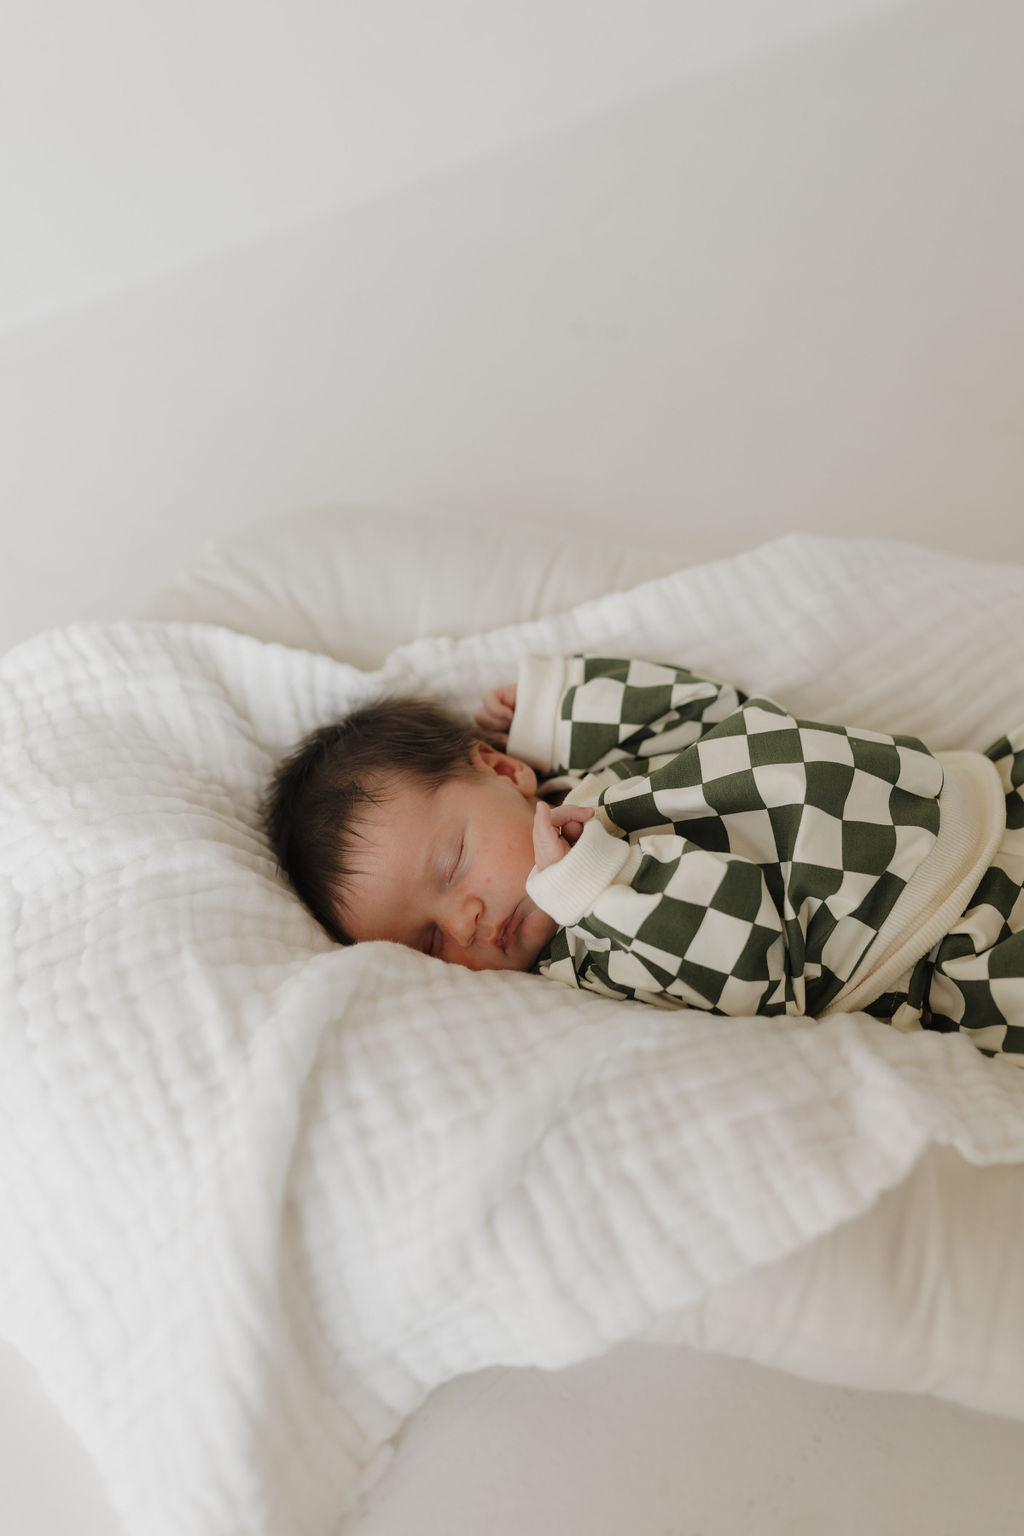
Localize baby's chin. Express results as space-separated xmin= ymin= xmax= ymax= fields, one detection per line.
xmin=447 ymin=945 xmax=543 ymax=973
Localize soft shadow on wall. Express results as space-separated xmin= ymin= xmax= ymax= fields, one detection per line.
xmin=1 ymin=0 xmax=1021 ymax=656
xmin=1 ymin=0 xmax=905 ymax=327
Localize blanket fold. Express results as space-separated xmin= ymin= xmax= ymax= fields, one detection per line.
xmin=2 ymin=534 xmax=1024 ymax=1536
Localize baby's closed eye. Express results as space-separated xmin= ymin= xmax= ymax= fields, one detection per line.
xmin=446 ymin=837 xmax=465 ymax=883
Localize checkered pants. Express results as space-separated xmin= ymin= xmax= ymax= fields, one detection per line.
xmin=867 ymin=727 xmax=1024 ymax=1065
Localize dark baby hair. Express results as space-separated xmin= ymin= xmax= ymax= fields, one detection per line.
xmin=262 ymin=695 xmax=478 ymax=943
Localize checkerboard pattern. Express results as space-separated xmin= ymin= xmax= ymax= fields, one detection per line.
xmin=869 ymin=726 xmax=1024 ymax=1064
xmin=536 ymin=656 xmax=944 ymax=1018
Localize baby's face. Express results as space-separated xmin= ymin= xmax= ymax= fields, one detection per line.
xmin=341 ymin=745 xmax=557 ymax=971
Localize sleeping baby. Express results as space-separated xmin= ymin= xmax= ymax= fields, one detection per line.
xmin=263 ymin=655 xmax=1024 ymax=1066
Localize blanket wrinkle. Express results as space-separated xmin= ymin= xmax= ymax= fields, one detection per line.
xmin=2 ymin=535 xmax=1024 ymax=1536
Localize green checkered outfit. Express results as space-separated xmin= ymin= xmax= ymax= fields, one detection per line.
xmin=871 ymin=727 xmax=1024 ymax=1061
xmin=514 ymin=656 xmax=1024 ymax=1065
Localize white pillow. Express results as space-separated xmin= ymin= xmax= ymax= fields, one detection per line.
xmin=147 ymin=506 xmax=1024 ymax=1422
xmin=143 ymin=504 xmax=675 ymax=669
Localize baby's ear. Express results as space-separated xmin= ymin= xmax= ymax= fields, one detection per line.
xmin=469 ymin=740 xmax=538 ymax=797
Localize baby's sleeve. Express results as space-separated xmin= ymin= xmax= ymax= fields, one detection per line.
xmin=530 ymin=824 xmax=788 ymax=1017
xmin=507 ymin=655 xmax=747 ymax=776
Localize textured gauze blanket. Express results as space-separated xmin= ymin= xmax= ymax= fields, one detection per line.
xmin=2 ymin=535 xmax=1024 ymax=1536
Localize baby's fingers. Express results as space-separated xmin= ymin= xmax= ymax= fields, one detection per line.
xmin=532 ymin=800 xmax=568 ymax=871
xmin=473 ymin=683 xmax=518 ymax=738
xmin=548 ymin=803 xmax=594 ymax=847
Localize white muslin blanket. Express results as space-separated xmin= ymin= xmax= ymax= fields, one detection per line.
xmin=3 ymin=535 xmax=1024 ymax=1536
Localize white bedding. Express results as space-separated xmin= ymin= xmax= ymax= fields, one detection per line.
xmin=3 ymin=533 xmax=1024 ymax=1536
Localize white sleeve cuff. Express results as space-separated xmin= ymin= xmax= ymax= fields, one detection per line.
xmin=526 ymin=816 xmax=631 ymax=926
xmin=506 ymin=655 xmax=572 ymax=773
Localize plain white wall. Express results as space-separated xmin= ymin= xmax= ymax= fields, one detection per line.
xmin=2 ymin=0 xmax=1022 ymax=660
xmin=3 ymin=0 xmax=894 ymax=326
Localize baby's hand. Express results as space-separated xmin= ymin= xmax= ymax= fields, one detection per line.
xmin=474 ymin=683 xmax=517 ymax=746
xmin=533 ymin=801 xmax=594 ymax=872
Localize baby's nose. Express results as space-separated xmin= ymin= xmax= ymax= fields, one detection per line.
xmin=447 ymin=895 xmax=483 ymax=948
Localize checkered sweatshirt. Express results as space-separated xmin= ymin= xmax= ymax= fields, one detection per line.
xmin=508 ymin=656 xmax=1004 ymax=1017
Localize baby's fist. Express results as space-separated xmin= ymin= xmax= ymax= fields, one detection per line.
xmin=474 ymin=683 xmax=517 ymax=745
xmin=532 ymin=801 xmax=593 ymax=872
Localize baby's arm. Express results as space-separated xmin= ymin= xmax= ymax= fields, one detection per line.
xmin=530 ymin=825 xmax=788 ymax=1016
xmin=502 ymin=656 xmax=749 ymax=778
xmin=478 ymin=657 xmax=750 ymax=778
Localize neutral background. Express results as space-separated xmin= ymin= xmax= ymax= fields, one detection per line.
xmin=2 ymin=0 xmax=1022 ymax=661
xmin=2 ymin=3 xmax=1023 ymax=1533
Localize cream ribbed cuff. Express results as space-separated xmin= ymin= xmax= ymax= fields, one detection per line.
xmin=506 ymin=655 xmax=573 ymax=773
